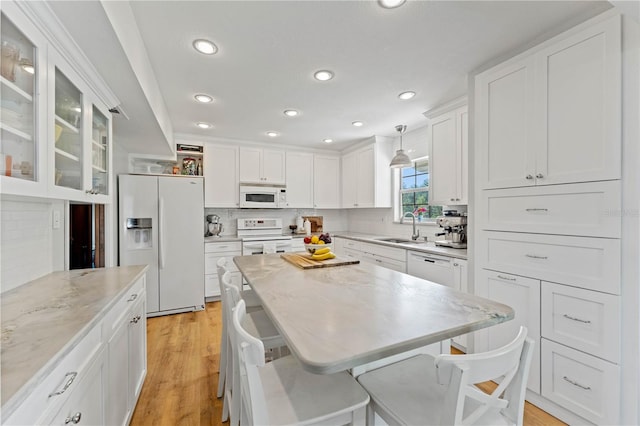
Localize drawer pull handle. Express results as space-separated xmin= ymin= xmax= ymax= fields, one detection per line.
xmin=127 ymin=293 xmax=138 ymax=302
xmin=497 ymin=275 xmax=516 ymax=281
xmin=525 ymin=208 xmax=548 ymax=212
xmin=525 ymin=254 xmax=548 ymax=260
xmin=563 ymin=376 xmax=591 ymax=391
xmin=130 ymin=314 xmax=142 ymax=324
xmin=65 ymin=412 xmax=82 ymax=424
xmin=563 ymin=314 xmax=591 ymax=324
xmin=49 ymin=372 xmax=77 ymax=397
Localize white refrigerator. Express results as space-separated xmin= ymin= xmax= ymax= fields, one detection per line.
xmin=119 ymin=174 xmax=205 ymax=316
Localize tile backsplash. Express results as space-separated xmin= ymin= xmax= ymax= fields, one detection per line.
xmin=0 ymin=198 xmax=65 ymax=293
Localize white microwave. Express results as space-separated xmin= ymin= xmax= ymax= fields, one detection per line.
xmin=239 ymin=184 xmax=287 ymax=208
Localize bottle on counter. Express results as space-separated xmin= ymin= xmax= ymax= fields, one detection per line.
xmin=304 ymin=218 xmax=311 ymax=236
xmin=296 ymin=216 xmax=304 ymax=231
xmin=196 ymin=159 xmax=203 ymax=176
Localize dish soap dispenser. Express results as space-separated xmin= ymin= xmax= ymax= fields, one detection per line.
xmin=304 ymin=218 xmax=311 ymax=236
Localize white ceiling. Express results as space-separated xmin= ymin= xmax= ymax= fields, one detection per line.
xmin=50 ymin=0 xmax=612 ymax=155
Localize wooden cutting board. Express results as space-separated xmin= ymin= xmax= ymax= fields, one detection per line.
xmin=281 ymin=253 xmax=360 ymax=269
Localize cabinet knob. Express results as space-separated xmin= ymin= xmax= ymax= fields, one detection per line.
xmin=450 ymin=198 xmax=455 ymax=201
xmin=536 ymin=173 xmax=544 ymax=179
xmin=65 ymin=412 xmax=82 ymax=424
xmin=525 ymin=174 xmax=534 ymax=180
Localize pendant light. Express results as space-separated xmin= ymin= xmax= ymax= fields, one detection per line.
xmin=389 ymin=124 xmax=412 ymax=168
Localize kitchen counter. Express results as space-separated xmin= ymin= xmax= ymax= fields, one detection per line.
xmin=204 ymin=235 xmax=241 ymax=243
xmin=335 ymin=232 xmax=468 ymax=260
xmin=0 ymin=265 xmax=148 ymax=415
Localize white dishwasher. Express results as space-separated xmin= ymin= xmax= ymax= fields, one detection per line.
xmin=407 ymin=251 xmax=454 ymax=287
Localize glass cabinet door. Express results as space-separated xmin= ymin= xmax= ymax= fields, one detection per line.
xmin=1 ymin=13 xmax=37 ymax=181
xmin=54 ymin=67 xmax=83 ymax=190
xmin=91 ymin=105 xmax=109 ymax=195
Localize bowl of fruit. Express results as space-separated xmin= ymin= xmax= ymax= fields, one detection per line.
xmin=303 ymin=233 xmax=333 ymax=254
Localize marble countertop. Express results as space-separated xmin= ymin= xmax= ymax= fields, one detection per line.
xmin=234 ymin=254 xmax=510 ymax=374
xmin=1 ymin=265 xmax=148 ymax=413
xmin=335 ymin=232 xmax=468 ymax=260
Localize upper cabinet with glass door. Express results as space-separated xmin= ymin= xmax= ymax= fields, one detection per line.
xmin=50 ymin=50 xmax=112 ymax=202
xmin=0 ymin=10 xmax=46 ymax=195
xmin=54 ymin=67 xmax=83 ymax=191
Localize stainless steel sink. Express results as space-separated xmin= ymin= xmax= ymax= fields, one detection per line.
xmin=375 ymin=237 xmax=422 ymax=244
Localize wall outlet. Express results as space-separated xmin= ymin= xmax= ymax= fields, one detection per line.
xmin=52 ymin=210 xmax=61 ymax=229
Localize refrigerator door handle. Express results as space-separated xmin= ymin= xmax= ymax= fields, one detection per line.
xmin=159 ymin=197 xmax=165 ymax=270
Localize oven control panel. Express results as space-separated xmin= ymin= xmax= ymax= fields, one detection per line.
xmin=237 ymin=218 xmax=282 ymax=230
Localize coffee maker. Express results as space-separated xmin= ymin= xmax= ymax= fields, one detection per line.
xmin=434 ymin=211 xmax=467 ymax=249
xmin=206 ymin=214 xmax=223 ymax=237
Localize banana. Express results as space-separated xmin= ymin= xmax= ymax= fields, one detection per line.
xmin=311 ymin=251 xmax=336 ymax=261
xmin=313 ymin=247 xmax=331 ymax=256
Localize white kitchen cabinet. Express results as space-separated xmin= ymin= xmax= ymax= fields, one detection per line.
xmin=425 ymin=100 xmax=468 ymax=205
xmin=341 ymin=136 xmax=393 ymax=208
xmin=541 ymin=281 xmax=620 ymax=363
xmin=407 ymin=251 xmax=454 ymax=287
xmin=47 ymin=43 xmax=113 ymax=203
xmin=475 ymin=269 xmax=541 ymax=394
xmin=204 ymin=241 xmax=242 ymax=298
xmin=478 ymin=180 xmax=621 ymax=238
xmin=479 ymin=230 xmax=620 ymax=295
xmin=204 ymin=143 xmax=239 ymax=207
xmin=285 ymin=151 xmax=314 ymax=208
xmin=48 ymin=346 xmax=107 ymax=426
xmin=239 ymin=146 xmax=285 ymax=185
xmin=451 ymin=259 xmax=468 ymax=350
xmin=541 ymin=339 xmax=620 ymax=425
xmin=313 ymin=154 xmax=341 ymax=208
xmin=105 ymin=276 xmax=147 ymax=426
xmin=1 ymin=3 xmax=114 ymax=203
xmin=476 ymin=14 xmax=620 ymax=190
xmin=0 ymin=8 xmax=48 ymax=198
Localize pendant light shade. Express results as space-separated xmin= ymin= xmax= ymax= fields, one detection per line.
xmin=390 ymin=124 xmax=412 ymax=168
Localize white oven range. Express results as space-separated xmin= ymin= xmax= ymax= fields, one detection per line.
xmin=238 ymin=218 xmax=293 ymax=255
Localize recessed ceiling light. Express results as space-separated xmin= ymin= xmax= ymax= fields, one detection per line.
xmin=323 ymin=139 xmax=333 ymax=143
xmin=193 ymin=39 xmax=218 ymax=55
xmin=378 ymin=0 xmax=406 ymax=9
xmin=314 ymin=70 xmax=334 ymax=81
xmin=352 ymin=121 xmax=364 ymax=127
xmin=196 ymin=122 xmax=212 ymax=129
xmin=284 ymin=109 xmax=299 ymax=117
xmin=266 ymin=131 xmax=279 ymax=137
xmin=194 ymin=94 xmax=214 ymax=103
xmin=398 ymin=91 xmax=416 ymax=100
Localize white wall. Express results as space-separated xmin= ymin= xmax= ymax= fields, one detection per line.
xmin=0 ymin=197 xmax=65 ymax=293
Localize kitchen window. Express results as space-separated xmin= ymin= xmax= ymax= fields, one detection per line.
xmin=399 ymin=158 xmax=442 ymax=222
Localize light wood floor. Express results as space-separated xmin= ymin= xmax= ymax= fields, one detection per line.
xmin=130 ymin=302 xmax=566 ymax=426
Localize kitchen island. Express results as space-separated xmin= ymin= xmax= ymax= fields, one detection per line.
xmin=1 ymin=265 xmax=148 ymax=424
xmin=234 ymin=254 xmax=512 ymax=375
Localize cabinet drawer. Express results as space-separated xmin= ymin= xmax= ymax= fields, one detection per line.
xmin=204 ymin=252 xmax=240 ymax=275
xmin=480 ymin=181 xmax=621 ymax=238
xmin=342 ymin=239 xmax=361 ymax=251
xmin=542 ymin=339 xmax=620 ymax=425
xmin=204 ymin=241 xmax=242 ymax=254
xmin=104 ymin=276 xmax=146 ymax=336
xmin=542 ymin=282 xmax=620 ymax=363
xmin=360 ymin=242 xmax=406 ymax=262
xmin=480 ymin=231 xmax=620 ymax=294
xmin=360 ymin=253 xmax=406 ymax=273
xmin=5 ymin=324 xmax=103 ymax=425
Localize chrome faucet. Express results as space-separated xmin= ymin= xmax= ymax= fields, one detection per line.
xmin=404 ymin=212 xmax=420 ymax=240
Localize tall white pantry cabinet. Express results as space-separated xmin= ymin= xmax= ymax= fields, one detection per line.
xmin=473 ymin=12 xmax=622 ymax=425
